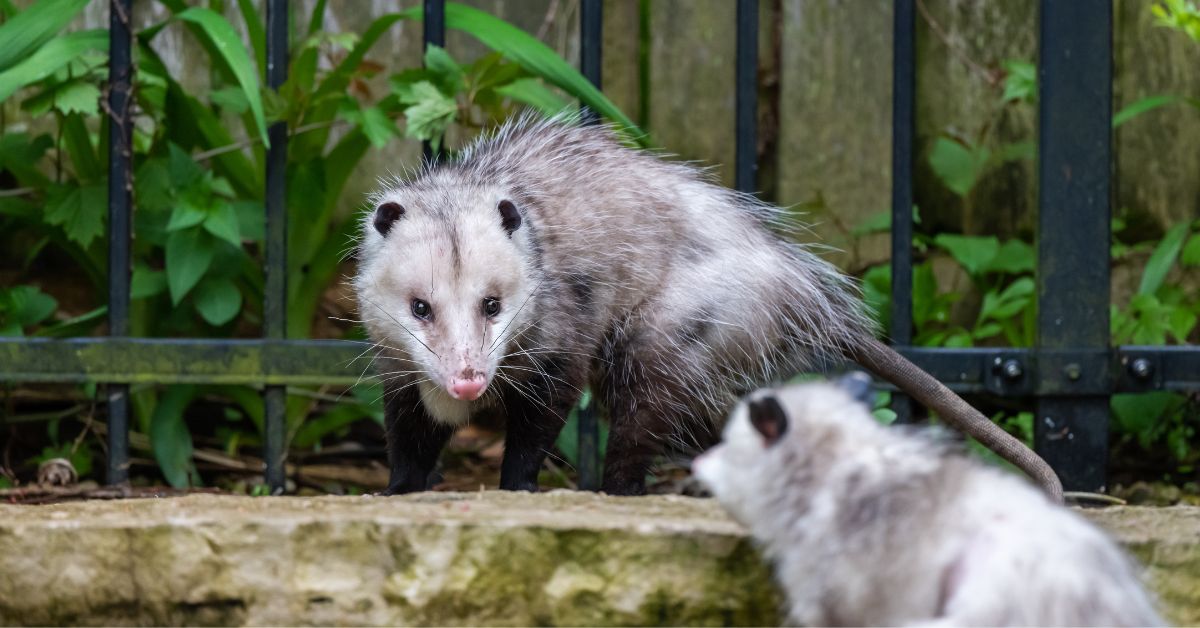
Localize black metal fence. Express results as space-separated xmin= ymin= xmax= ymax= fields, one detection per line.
xmin=2 ymin=0 xmax=1198 ymax=494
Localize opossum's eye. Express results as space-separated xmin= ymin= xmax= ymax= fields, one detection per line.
xmin=374 ymin=202 xmax=405 ymax=236
xmin=411 ymin=298 xmax=431 ymax=320
xmin=482 ymin=297 xmax=501 ymax=318
xmin=747 ymin=394 xmax=788 ymax=446
xmin=497 ymin=200 xmax=521 ymax=235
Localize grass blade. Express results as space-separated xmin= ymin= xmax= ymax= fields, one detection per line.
xmin=177 ymin=7 xmax=270 ymax=148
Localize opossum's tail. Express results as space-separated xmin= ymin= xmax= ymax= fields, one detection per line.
xmin=848 ymin=335 xmax=1064 ymax=504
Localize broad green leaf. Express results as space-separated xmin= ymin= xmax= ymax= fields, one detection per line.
xmin=1113 ymin=94 xmax=1180 ymax=127
xmin=193 ymin=277 xmax=242 ymax=326
xmin=339 ymin=102 xmax=400 ymax=148
xmin=1168 ymin=306 xmax=1197 ymax=342
xmin=203 ymin=201 xmax=242 ymax=247
xmin=495 ymin=77 xmax=570 ymax=116
xmin=235 ymin=0 xmax=266 ymax=77
xmin=424 ymin=44 xmax=464 ymax=94
xmin=1001 ymin=60 xmax=1036 ymax=103
xmin=166 ymin=197 xmax=208 ymax=231
xmin=166 ymin=228 xmax=216 ymax=304
xmin=983 ymin=239 xmax=1035 ymax=274
xmin=131 ymin=266 xmax=167 ymax=299
xmin=44 ymin=183 xmax=105 ymax=247
xmin=0 ymin=0 xmax=90 ymax=74
xmin=1138 ymin=223 xmax=1189 ymax=295
xmin=851 ymin=210 xmax=891 ymax=236
xmin=928 ymin=137 xmax=988 ymax=198
xmin=307 ymin=0 xmax=328 ymax=36
xmin=6 ymin=285 xmax=57 ymax=327
xmin=1181 ymin=233 xmax=1200 ymax=266
xmin=933 ymin=234 xmax=1000 ymax=277
xmin=150 ymin=385 xmax=198 ymax=488
xmin=397 ymin=81 xmax=456 ymax=147
xmin=1111 ymin=392 xmax=1181 ymax=435
xmin=177 ymin=7 xmax=270 ymax=147
xmin=0 ymin=29 xmax=108 ymax=102
xmin=20 ymin=79 xmax=100 ymax=116
xmin=293 ymin=403 xmax=372 ymax=448
xmin=0 ymin=133 xmax=53 ymax=187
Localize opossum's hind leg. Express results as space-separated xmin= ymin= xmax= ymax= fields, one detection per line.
xmin=497 ymin=354 xmax=588 ymax=491
xmin=382 ymin=381 xmax=455 ymax=495
xmin=599 ymin=322 xmax=711 ymax=496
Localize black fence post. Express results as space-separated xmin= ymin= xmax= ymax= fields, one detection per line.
xmin=1035 ymin=0 xmax=1112 ymax=492
xmin=105 ymin=0 xmax=134 ymax=486
xmin=890 ymin=0 xmax=915 ymax=423
xmin=734 ymin=0 xmax=758 ymax=194
xmin=263 ymin=0 xmax=289 ymax=494
xmin=422 ymin=0 xmax=445 ymax=161
xmin=576 ymin=0 xmax=602 ymax=491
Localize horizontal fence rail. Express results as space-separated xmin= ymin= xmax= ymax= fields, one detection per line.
xmin=0 ymin=0 xmax=1197 ymax=494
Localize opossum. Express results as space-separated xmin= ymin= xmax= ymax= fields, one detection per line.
xmin=354 ymin=113 xmax=1061 ymax=499
xmin=692 ymin=375 xmax=1163 ymax=627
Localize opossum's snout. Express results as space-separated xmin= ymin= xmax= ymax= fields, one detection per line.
xmin=447 ymin=369 xmax=488 ymax=401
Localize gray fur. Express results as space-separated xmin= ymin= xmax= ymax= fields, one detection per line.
xmin=694 ymin=381 xmax=1164 ymax=626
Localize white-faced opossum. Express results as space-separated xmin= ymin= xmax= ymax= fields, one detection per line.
xmin=693 ymin=376 xmax=1162 ymax=627
xmin=354 ymin=113 xmax=1061 ymax=499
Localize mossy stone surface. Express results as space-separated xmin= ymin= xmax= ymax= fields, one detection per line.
xmin=0 ymin=493 xmax=1196 ymax=626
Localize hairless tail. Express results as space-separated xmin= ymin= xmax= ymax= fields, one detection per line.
xmin=848 ymin=335 xmax=1064 ymax=504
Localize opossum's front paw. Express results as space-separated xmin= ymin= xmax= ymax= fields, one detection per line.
xmin=498 ymin=477 xmax=540 ymax=492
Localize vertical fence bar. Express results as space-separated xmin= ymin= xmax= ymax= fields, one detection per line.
xmin=422 ymin=0 xmax=445 ymax=161
xmin=889 ymin=0 xmax=915 ymax=423
xmin=105 ymin=0 xmax=133 ymax=486
xmin=576 ymin=0 xmax=602 ymax=490
xmin=1035 ymin=0 xmax=1112 ymax=492
xmin=734 ymin=0 xmax=758 ymax=194
xmin=263 ymin=0 xmax=289 ymax=494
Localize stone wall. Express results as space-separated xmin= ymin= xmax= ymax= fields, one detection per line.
xmin=0 ymin=493 xmax=1196 ymax=626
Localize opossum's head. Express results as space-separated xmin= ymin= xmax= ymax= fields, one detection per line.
xmin=692 ymin=375 xmax=876 ymax=518
xmin=357 ymin=184 xmax=538 ymax=403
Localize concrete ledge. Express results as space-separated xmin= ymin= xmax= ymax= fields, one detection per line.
xmin=0 ymin=493 xmax=1195 ymax=626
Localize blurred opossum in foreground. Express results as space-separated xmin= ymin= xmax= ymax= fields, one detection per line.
xmin=693 ymin=375 xmax=1163 ymax=627
xmin=354 ymin=113 xmax=1059 ymax=498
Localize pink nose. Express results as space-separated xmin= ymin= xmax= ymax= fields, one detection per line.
xmin=448 ymin=375 xmax=487 ymax=400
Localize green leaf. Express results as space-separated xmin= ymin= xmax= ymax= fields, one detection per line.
xmin=150 ymin=385 xmax=198 ymax=488
xmin=0 ymin=29 xmax=108 ymax=102
xmin=166 ymin=228 xmax=216 ymax=304
xmin=131 ymin=267 xmax=167 ymax=299
xmin=235 ymin=0 xmax=266 ymax=77
xmin=0 ymin=0 xmax=91 ymax=74
xmin=44 ymin=183 xmax=105 ymax=247
xmin=494 ymin=77 xmax=570 ymax=116
xmin=209 ymin=85 xmax=249 ymax=114
xmin=5 ymin=285 xmax=57 ymax=327
xmin=983 ymin=239 xmax=1035 ymax=274
xmin=293 ymin=403 xmax=372 ymax=448
xmin=928 ymin=137 xmax=988 ymax=198
xmin=397 ymin=81 xmax=457 ymax=147
xmin=61 ymin=112 xmax=102 ymax=183
xmin=851 ymin=210 xmax=891 ymax=236
xmin=1001 ymin=59 xmax=1036 ymax=103
xmin=1181 ymin=233 xmax=1200 ymax=266
xmin=1113 ymin=94 xmax=1181 ymax=127
xmin=339 ymin=102 xmax=400 ymax=148
xmin=193 ymin=277 xmax=242 ymax=326
xmin=1111 ymin=392 xmax=1181 ymax=435
xmin=423 ymin=44 xmax=464 ymax=94
xmin=35 ymin=305 xmax=106 ymax=338
xmin=177 ymin=7 xmax=270 ymax=148
xmin=21 ymin=79 xmax=100 ymax=116
xmin=203 ymin=201 xmax=242 ymax=247
xmin=166 ymin=198 xmax=208 ymax=231
xmin=933 ymin=234 xmax=1001 ymax=277
xmin=1138 ymin=223 xmax=1189 ymax=295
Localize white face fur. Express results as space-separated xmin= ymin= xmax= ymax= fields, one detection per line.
xmin=356 ymin=185 xmax=537 ymax=419
xmin=693 ymin=378 xmax=872 ymax=520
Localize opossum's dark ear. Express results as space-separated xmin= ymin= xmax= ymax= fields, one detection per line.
xmin=748 ymin=394 xmax=788 ymax=446
xmin=835 ymin=372 xmax=875 ymax=407
xmin=374 ymin=202 xmax=405 ymax=236
xmin=497 ymin=200 xmax=521 ymax=235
